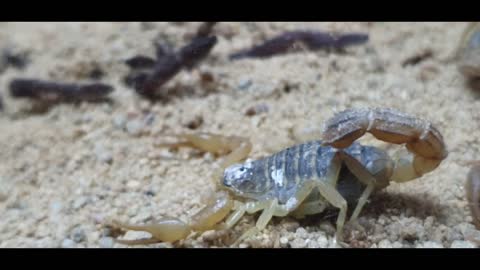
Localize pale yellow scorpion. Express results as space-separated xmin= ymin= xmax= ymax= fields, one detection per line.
xmin=466 ymin=164 xmax=480 ymax=230
xmin=107 ymin=108 xmax=448 ymax=246
xmin=451 ymin=22 xmax=480 ymax=89
xmin=454 ymin=22 xmax=480 ymax=78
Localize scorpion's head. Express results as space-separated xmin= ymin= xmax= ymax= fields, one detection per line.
xmin=222 ymin=161 xmax=264 ymax=198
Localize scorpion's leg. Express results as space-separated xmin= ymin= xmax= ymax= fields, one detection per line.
xmin=314 ymin=186 xmax=347 ymax=242
xmin=232 ymin=199 xmax=280 ymax=246
xmin=219 ymin=201 xmax=247 ymax=229
xmin=337 ymin=151 xmax=376 ymax=222
xmin=310 ymin=151 xmax=375 ymax=242
xmin=220 ymin=197 xmax=285 ymax=232
xmin=233 ymin=182 xmax=320 ymax=245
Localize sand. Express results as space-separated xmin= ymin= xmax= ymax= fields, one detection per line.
xmin=0 ymin=22 xmax=479 ymax=248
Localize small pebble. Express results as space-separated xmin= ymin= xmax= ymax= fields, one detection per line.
xmin=127 ymin=180 xmax=140 ymax=189
xmin=113 ymin=115 xmax=127 ymax=129
xmin=72 ymin=197 xmax=89 ymax=210
xmin=199 ymin=71 xmax=214 ymax=84
xmin=316 ymin=234 xmax=328 ymax=248
xmin=0 ymin=189 xmax=8 ymax=202
xmin=99 ymin=237 xmax=115 ymax=248
xmin=416 ymin=241 xmax=443 ymax=248
xmin=450 ymin=240 xmax=476 ymax=248
xmin=378 ymin=239 xmax=393 ymax=248
xmin=290 ymin=238 xmax=307 ymax=248
xmin=82 ymin=114 xmax=93 ymax=123
xmin=279 ymin=237 xmax=289 ymax=245
xmin=237 ymin=78 xmax=253 ymax=90
xmin=89 ymin=68 xmax=105 ymax=80
xmin=392 ymin=241 xmax=403 ymax=248
xmin=71 ymin=227 xmax=86 ymax=243
xmin=140 ymin=22 xmax=156 ymax=31
xmin=61 ymin=238 xmax=76 ymax=248
xmin=1 ymin=49 xmax=29 ymax=70
xmin=8 ymin=200 xmax=27 ymax=210
xmin=295 ymin=227 xmax=307 ymax=238
xmin=94 ymin=145 xmax=113 ymax=164
xmin=126 ymin=119 xmax=144 ymax=136
xmin=245 ymin=103 xmax=269 ymax=116
xmin=101 ymin=227 xmax=112 ymax=237
xmin=50 ymin=202 xmax=63 ymax=214
xmin=144 ymin=113 xmax=156 ymax=126
xmin=144 ymin=190 xmax=156 ymax=197
xmin=185 ymin=115 xmax=203 ymax=130
xmin=307 ymin=239 xmax=320 ymax=248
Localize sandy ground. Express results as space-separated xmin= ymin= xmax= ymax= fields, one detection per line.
xmin=0 ymin=22 xmax=480 ymax=248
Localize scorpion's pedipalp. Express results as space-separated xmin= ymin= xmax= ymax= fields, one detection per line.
xmin=184 ymin=133 xmax=252 ymax=169
xmin=158 ymin=132 xmax=252 ymax=187
xmin=233 ymin=199 xmax=280 ymax=246
xmin=109 ymin=191 xmax=235 ymax=246
xmin=157 ymin=133 xmax=252 ymax=166
xmin=190 ymin=190 xmax=235 ymax=232
xmin=323 ymin=108 xmax=447 ymax=182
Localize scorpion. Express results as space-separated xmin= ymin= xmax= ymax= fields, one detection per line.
xmin=107 ymin=107 xmax=447 ymax=247
xmin=466 ymin=163 xmax=480 ymax=230
xmin=447 ymin=22 xmax=480 ymax=90
xmin=453 ymin=22 xmax=480 ymax=79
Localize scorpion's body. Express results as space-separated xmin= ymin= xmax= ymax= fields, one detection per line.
xmin=224 ymin=140 xmax=386 ymax=209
